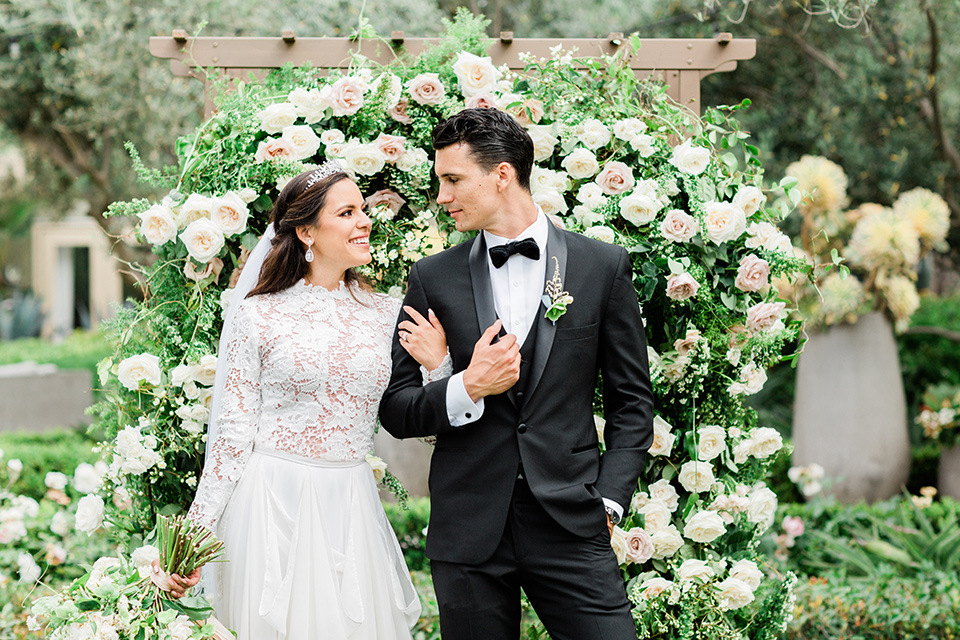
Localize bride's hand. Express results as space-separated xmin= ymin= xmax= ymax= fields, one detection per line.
xmin=152 ymin=559 xmax=201 ymax=599
xmin=399 ymin=306 xmax=447 ymax=371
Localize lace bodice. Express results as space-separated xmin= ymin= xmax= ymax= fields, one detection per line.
xmin=187 ymin=280 xmax=440 ymax=531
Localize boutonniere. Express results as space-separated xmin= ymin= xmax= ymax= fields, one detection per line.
xmin=542 ymin=256 xmax=574 ymax=324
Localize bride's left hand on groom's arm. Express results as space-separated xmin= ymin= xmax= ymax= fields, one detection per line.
xmin=399 ymin=306 xmax=447 ymax=371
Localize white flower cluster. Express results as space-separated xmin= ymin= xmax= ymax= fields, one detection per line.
xmin=107 ymin=419 xmax=163 ymax=480
xmin=787 ymin=463 xmax=825 ymax=497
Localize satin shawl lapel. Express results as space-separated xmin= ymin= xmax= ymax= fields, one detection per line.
xmin=524 ymin=223 xmax=567 ymax=405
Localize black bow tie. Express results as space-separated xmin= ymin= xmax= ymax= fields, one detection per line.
xmin=488 ymin=238 xmax=540 ymax=268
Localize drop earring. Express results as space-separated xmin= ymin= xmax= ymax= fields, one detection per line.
xmin=304 ymin=241 xmax=314 ymax=263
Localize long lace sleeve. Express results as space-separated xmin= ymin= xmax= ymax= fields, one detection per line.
xmin=187 ymin=303 xmax=262 ymax=531
xmin=421 ymin=352 xmax=452 ymax=384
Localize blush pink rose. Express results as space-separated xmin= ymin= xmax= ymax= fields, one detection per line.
xmin=735 ymin=254 xmax=771 ymax=292
xmin=254 ymin=138 xmax=296 ymax=163
xmin=595 ymin=161 xmax=636 ymax=195
xmin=746 ymin=301 xmax=786 ymax=333
xmin=666 ymin=272 xmax=700 ymax=301
xmin=624 ymin=527 xmax=654 ymax=564
xmin=660 ymin=209 xmax=699 ymax=243
xmin=184 ymin=257 xmax=224 ymax=283
xmin=782 ymin=515 xmax=805 ymax=539
xmin=388 ymin=98 xmax=413 ymax=124
xmin=374 ymin=133 xmax=407 ymax=163
xmin=364 ymin=190 xmax=406 ymax=218
xmin=506 ymin=98 xmax=545 ymax=126
xmin=407 ymin=73 xmax=446 ymax=106
xmin=465 ymin=92 xmax=499 ymax=110
xmin=325 ymin=76 xmax=368 ymax=116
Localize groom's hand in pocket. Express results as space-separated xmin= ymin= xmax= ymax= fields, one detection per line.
xmin=463 ymin=320 xmax=521 ymax=402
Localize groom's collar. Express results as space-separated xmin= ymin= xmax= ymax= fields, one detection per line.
xmin=482 ymin=206 xmax=548 ymax=251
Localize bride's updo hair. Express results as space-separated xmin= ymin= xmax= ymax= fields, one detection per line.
xmin=248 ymin=167 xmax=371 ymax=298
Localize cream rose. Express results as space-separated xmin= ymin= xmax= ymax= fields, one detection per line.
xmin=73 ymin=463 xmax=103 ymax=495
xmin=324 ymin=76 xmax=368 ymax=116
xmin=137 ymin=204 xmax=178 ymax=245
xmin=624 ymin=527 xmax=654 ymax=564
xmin=366 ymin=454 xmax=388 ymax=483
xmin=613 ymin=117 xmax=647 ymax=141
xmin=287 ymin=87 xmax=328 ymax=123
xmin=526 ymin=124 xmax=559 ymax=162
xmin=595 ymin=161 xmax=635 ymax=195
xmin=184 ymin=257 xmax=223 ymax=283
xmin=583 ymin=226 xmax=615 ymax=243
xmin=648 ymin=416 xmax=676 ymax=457
xmin=576 ymin=119 xmax=612 ymax=150
xmin=639 ymin=500 xmax=672 ymax=533
xmin=669 ymin=139 xmax=710 ymax=175
xmin=321 ymin=129 xmax=345 ymax=146
xmin=716 ymin=578 xmax=755 ymax=609
xmin=396 ymin=147 xmax=430 ymax=173
xmin=75 ymin=495 xmax=105 ymax=534
xmin=660 ymin=209 xmax=699 ymax=243
xmin=703 ymin=201 xmax=747 ymax=245
xmin=407 ymin=73 xmax=446 ymax=106
xmin=630 ymin=133 xmax=656 ymax=157
xmin=648 ymin=478 xmax=679 ymax=512
xmin=733 ymin=185 xmax=765 ymax=216
xmin=342 ymin=142 xmax=387 ymax=176
xmin=696 ymin=425 xmax=727 ymax=461
xmin=179 ymin=218 xmax=225 ymax=263
xmin=374 ymin=133 xmax=407 ymax=163
xmin=117 ymin=354 xmax=161 ymax=391
xmin=530 ymin=167 xmax=569 ymax=194
xmin=609 ymin=525 xmax=629 ymax=564
xmin=210 ymin=192 xmax=249 ymax=237
xmin=193 ymin=355 xmax=218 ymax=386
xmin=176 ymin=193 xmax=215 ymax=228
xmin=745 ymin=221 xmax=791 ymax=253
xmin=576 ymin=182 xmax=606 ymax=209
xmin=735 ymin=254 xmax=770 ymax=292
xmin=131 ymin=545 xmax=160 ymax=579
xmin=683 ymin=510 xmax=727 ymax=543
xmin=748 ymin=427 xmax=783 ymax=459
xmin=746 ymin=301 xmax=786 ymax=334
xmin=560 ymin=148 xmax=600 ymax=179
xmin=678 ymin=461 xmax=716 ymax=493
xmin=729 ymin=559 xmax=763 ymax=591
xmin=258 ymin=102 xmax=298 ymax=134
xmin=637 ymin=577 xmax=673 ymax=600
xmin=747 ymin=486 xmax=778 ymax=528
xmin=281 ymin=125 xmax=322 ymax=161
xmin=666 ymin=272 xmax=700 ymax=301
xmin=677 ymin=559 xmax=715 ymax=582
xmin=532 ymin=190 xmax=568 ymax=216
xmin=620 ymin=192 xmax=663 ymax=226
xmin=650 ymin=525 xmax=684 ymax=559
xmin=452 ymin=51 xmax=500 ymax=97
xmin=254 ymin=137 xmax=296 ymax=164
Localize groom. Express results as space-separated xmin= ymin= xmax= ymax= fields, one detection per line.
xmin=380 ymin=108 xmax=654 ymax=640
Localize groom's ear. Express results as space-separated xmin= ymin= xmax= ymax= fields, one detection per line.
xmin=495 ymin=161 xmax=516 ymax=192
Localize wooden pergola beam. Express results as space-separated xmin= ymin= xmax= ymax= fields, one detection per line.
xmin=149 ymin=33 xmax=756 ymax=117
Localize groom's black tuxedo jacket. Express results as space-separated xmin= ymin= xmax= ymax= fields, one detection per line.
xmin=380 ymin=222 xmax=654 ymax=564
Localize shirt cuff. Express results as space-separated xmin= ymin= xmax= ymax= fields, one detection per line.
xmin=445 ymin=371 xmax=484 ymax=427
xmin=602 ymin=498 xmax=624 ymax=521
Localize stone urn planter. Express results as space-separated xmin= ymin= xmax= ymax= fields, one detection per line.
xmin=938 ymin=445 xmax=960 ymax=501
xmin=793 ymin=312 xmax=911 ymax=503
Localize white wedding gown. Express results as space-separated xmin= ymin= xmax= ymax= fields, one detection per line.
xmin=187 ymin=280 xmax=430 ymax=640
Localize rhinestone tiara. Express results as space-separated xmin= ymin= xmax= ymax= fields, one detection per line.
xmin=305 ymin=160 xmax=345 ymax=189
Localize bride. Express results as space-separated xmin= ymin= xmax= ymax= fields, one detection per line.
xmin=173 ymin=162 xmax=448 ymax=639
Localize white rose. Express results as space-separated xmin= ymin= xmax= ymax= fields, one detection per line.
xmin=366 ymin=454 xmax=388 ymax=483
xmin=44 ymin=471 xmax=68 ymax=491
xmin=169 ymin=364 xmax=194 ymax=387
xmin=683 ymin=509 xmax=727 ymax=543
xmin=258 ymin=102 xmax=298 ymax=134
xmin=51 ymin=511 xmax=72 ymax=536
xmin=703 ymin=202 xmax=747 ymax=245
xmin=530 ymin=167 xmax=569 ymax=194
xmin=729 ymin=559 xmax=763 ymax=591
xmin=716 ymin=578 xmax=756 ymax=610
xmin=117 ymin=353 xmax=161 ymax=391
xmin=219 ymin=288 xmax=235 ymax=312
xmin=583 ymin=226 xmax=615 ymax=243
xmin=648 ymin=416 xmax=677 ymax=457
xmin=321 ymin=129 xmax=345 ymax=146
xmin=677 ymin=559 xmax=715 ymax=582
xmin=650 ymin=525 xmax=684 ymax=559
xmin=696 ymin=425 xmax=727 ymax=461
xmin=532 ymin=190 xmax=568 ymax=216
xmin=452 ymin=51 xmax=500 ymax=97
xmin=745 ymin=221 xmax=794 ymax=254
xmin=176 ymin=193 xmax=215 ymax=228
xmin=639 ymin=500 xmax=672 ymax=533
xmin=210 ymin=192 xmax=249 ymax=237
xmin=288 ymin=87 xmax=329 ymax=123
xmin=7 ymin=459 xmax=22 ymax=481
xmin=572 ymin=205 xmax=604 ymax=228
xmin=747 ymin=486 xmax=778 ymax=528
xmin=630 ymin=133 xmax=656 ymax=157
xmin=179 ymin=218 xmax=225 ymax=263
xmin=137 ymin=204 xmax=178 ymax=245
xmin=324 ymin=76 xmax=368 ymax=116
xmin=75 ymin=495 xmax=105 ymax=534
xmin=619 ymin=192 xmax=663 ymax=226
xmin=18 ymin=553 xmax=41 ymax=584
xmin=73 ymin=463 xmax=102 ymax=494
xmin=576 ymin=119 xmax=612 ymax=150
xmin=396 ymin=147 xmax=430 ymax=172
xmin=342 ymin=142 xmax=387 ymax=176
xmin=526 ymin=124 xmax=559 ymax=162
xmin=130 ymin=545 xmax=160 ymax=579
xmin=648 ymin=478 xmax=679 ymax=512
xmin=733 ymin=185 xmax=765 ymax=216
xmin=281 ymin=124 xmax=323 ymax=161
xmin=576 ymin=182 xmax=607 ymax=209
xmin=669 ymin=139 xmax=710 ymax=175
xmin=167 ymin=615 xmax=194 ymax=640
xmin=637 ymin=577 xmax=673 ymax=600
xmin=406 ymin=73 xmax=446 ymax=106
xmin=733 ymin=440 xmax=753 ymax=464
xmin=678 ymin=461 xmax=716 ymax=493
xmin=609 ymin=525 xmax=629 ymax=564
xmin=561 ymin=148 xmax=600 ymax=179
xmin=194 ymin=355 xmax=218 ymax=386
xmin=748 ymin=427 xmax=782 ymax=459
xmin=595 ymin=161 xmax=635 ymax=195
xmin=738 ymin=362 xmax=768 ymax=396
xmin=660 ymin=209 xmax=699 ymax=243
xmin=613 ymin=117 xmax=647 ymax=141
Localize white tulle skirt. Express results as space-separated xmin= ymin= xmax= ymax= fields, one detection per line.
xmin=211 ymin=447 xmax=420 ymax=640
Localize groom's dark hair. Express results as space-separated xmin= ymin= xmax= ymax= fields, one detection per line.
xmin=432 ymin=108 xmax=534 ymax=192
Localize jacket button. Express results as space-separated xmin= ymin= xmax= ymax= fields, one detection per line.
xmin=516 ymin=391 xmax=525 ymax=400
xmin=517 ymin=423 xmax=528 ymax=434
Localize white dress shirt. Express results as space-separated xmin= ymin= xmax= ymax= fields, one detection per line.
xmin=441 ymin=208 xmax=623 ymax=520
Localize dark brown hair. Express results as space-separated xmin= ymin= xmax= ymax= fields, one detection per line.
xmin=432 ymin=107 xmax=535 ymax=192
xmin=247 ymin=169 xmax=371 ymax=298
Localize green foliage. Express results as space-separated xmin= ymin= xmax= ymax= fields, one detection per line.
xmin=0 ymin=429 xmax=101 ymax=500
xmin=383 ymin=497 xmax=430 ymax=572
xmin=0 ymin=330 xmax=111 ymax=381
